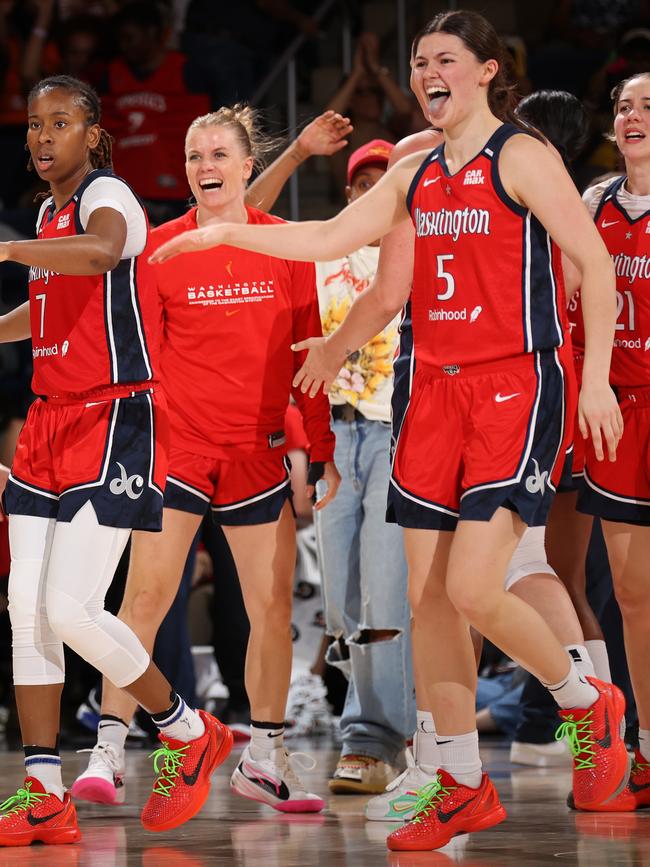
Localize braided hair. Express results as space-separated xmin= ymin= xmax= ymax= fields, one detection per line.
xmin=27 ymin=75 xmax=113 ymax=172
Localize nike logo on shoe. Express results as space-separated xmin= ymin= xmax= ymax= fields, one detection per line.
xmin=629 ymin=777 xmax=650 ymax=793
xmin=595 ymin=709 xmax=611 ymax=749
xmin=495 ymin=392 xmax=520 ymax=403
xmin=182 ymin=743 xmax=209 ymax=786
xmin=27 ymin=808 xmax=65 ymax=826
xmin=437 ymin=796 xmax=475 ymax=823
xmin=239 ymin=761 xmax=291 ymax=800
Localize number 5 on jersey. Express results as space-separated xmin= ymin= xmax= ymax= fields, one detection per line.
xmin=436 ymin=254 xmax=455 ymax=301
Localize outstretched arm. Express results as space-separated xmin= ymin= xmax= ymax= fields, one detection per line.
xmin=0 ymin=208 xmax=127 ymax=275
xmin=245 ymin=111 xmax=352 ymax=213
xmin=502 ymin=135 xmax=621 ymax=462
xmin=0 ymin=302 xmax=30 ymax=343
xmin=151 ymin=153 xmax=420 ymax=265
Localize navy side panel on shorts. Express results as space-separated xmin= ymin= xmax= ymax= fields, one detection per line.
xmin=58 ymin=392 xmax=164 ymax=530
xmin=3 ymin=476 xmax=59 ymax=520
xmin=386 ymin=301 xmax=415 ymax=524
xmin=164 ymin=475 xmax=211 ymax=516
xmin=211 ymin=460 xmax=291 ymax=526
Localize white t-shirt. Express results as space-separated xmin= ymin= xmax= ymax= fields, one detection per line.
xmin=583 ymin=176 xmax=650 ymax=220
xmin=36 ymin=175 xmax=147 ymax=259
xmin=315 ymin=245 xmax=401 ymax=423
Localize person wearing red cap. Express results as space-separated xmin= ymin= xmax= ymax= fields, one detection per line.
xmin=310 ymin=139 xmax=416 ymax=795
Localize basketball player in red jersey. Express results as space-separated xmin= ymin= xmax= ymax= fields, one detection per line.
xmin=572 ymin=71 xmax=650 ymax=810
xmin=0 ymin=76 xmax=232 ymax=846
xmin=152 ymin=10 xmax=627 ymax=849
xmin=74 ymin=105 xmax=337 ymax=814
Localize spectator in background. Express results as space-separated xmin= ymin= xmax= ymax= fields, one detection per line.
xmin=326 ymin=33 xmax=413 ymax=201
xmin=100 ymin=1 xmax=211 ymax=223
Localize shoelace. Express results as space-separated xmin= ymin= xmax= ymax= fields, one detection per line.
xmin=555 ymin=711 xmax=596 ymax=770
xmin=633 ymin=756 xmax=650 ymax=775
xmin=274 ymin=750 xmax=317 ymax=787
xmin=148 ymin=741 xmax=190 ymax=797
xmin=385 ymin=749 xmax=416 ymax=793
xmin=77 ymin=743 xmax=122 ymax=774
xmin=410 ymin=775 xmax=455 ymax=824
xmin=0 ymin=781 xmax=48 ymax=816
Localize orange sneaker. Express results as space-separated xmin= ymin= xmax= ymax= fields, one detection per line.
xmin=555 ymin=677 xmax=629 ymax=810
xmin=141 ymin=709 xmax=233 ymax=832
xmin=0 ymin=778 xmax=81 ymax=847
xmin=386 ymin=770 xmax=506 ymax=852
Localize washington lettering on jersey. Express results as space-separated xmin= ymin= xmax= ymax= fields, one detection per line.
xmin=613 ymin=252 xmax=650 ymax=284
xmin=414 ymin=206 xmax=490 ymax=242
xmin=28 ymin=266 xmax=60 ymax=285
xmin=187 ymin=280 xmax=275 ymax=305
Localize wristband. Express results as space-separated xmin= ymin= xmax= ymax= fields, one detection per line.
xmin=307 ymin=461 xmax=325 ymax=486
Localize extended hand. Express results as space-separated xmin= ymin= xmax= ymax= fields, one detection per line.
xmin=292 ymin=336 xmax=345 ymax=398
xmin=296 ymin=111 xmax=353 ymax=158
xmin=578 ymin=381 xmax=624 ymax=461
xmin=149 ymin=226 xmax=224 ymax=264
xmin=310 ymin=461 xmax=341 ymax=511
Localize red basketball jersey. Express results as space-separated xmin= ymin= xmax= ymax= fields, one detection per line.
xmin=592 ymin=177 xmax=650 ymax=387
xmin=152 ymin=206 xmax=334 ymax=462
xmin=29 ymin=170 xmax=160 ymax=397
xmin=408 ymin=124 xmax=568 ymax=368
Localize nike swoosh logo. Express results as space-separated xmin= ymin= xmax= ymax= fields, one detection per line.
xmin=225 ymin=309 xmax=240 ymax=317
xmin=391 ymin=798 xmax=418 ymax=813
xmin=495 ymin=392 xmax=520 ymax=403
xmin=423 ymin=177 xmax=442 ymax=187
xmin=601 ymin=220 xmax=619 ymax=228
xmin=182 ymin=742 xmax=209 ymax=786
xmin=238 ymin=762 xmax=291 ymax=800
xmin=437 ymin=796 xmax=475 ymax=823
xmin=27 ymin=808 xmax=65 ymax=826
xmin=595 ymin=707 xmax=611 ymax=749
xmin=435 ymin=739 xmax=453 ymax=745
xmin=629 ymin=777 xmax=650 ymax=793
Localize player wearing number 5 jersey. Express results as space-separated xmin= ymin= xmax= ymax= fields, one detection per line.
xmin=150 ymin=10 xmax=627 ymax=849
xmin=573 ymin=72 xmax=650 ymax=810
xmin=0 ymin=76 xmax=231 ymax=848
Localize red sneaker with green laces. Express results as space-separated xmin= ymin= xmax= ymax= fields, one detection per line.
xmin=555 ymin=677 xmax=629 ymax=810
xmin=583 ymin=750 xmax=650 ymax=812
xmin=0 ymin=778 xmax=81 ymax=847
xmin=386 ymin=770 xmax=506 ymax=852
xmin=141 ymin=709 xmax=233 ymax=832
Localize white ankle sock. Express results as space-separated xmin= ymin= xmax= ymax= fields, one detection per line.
xmin=638 ymin=729 xmax=650 ymax=761
xmin=97 ymin=715 xmax=128 ymax=755
xmin=415 ymin=709 xmax=440 ymax=772
xmin=151 ymin=695 xmax=205 ymax=742
xmin=544 ymin=660 xmax=599 ymax=710
xmin=24 ymin=750 xmax=64 ymax=800
xmin=437 ymin=729 xmax=482 ymax=789
xmin=564 ymin=644 xmax=595 ymax=678
xmin=250 ymin=720 xmax=284 ymax=760
xmin=584 ymin=640 xmax=612 ymax=682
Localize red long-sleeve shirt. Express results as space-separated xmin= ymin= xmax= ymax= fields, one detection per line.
xmin=152 ymin=206 xmax=334 ymax=462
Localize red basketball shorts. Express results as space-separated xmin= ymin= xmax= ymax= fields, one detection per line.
xmin=388 ymin=350 xmax=575 ymax=530
xmin=579 ymin=385 xmax=650 ymax=525
xmin=164 ymin=445 xmax=291 ymax=525
xmin=4 ymin=386 xmax=169 ymax=531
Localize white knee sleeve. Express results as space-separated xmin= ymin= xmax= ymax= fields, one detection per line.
xmin=8 ymin=515 xmax=65 ymax=685
xmin=45 ymin=502 xmax=150 ymax=689
xmin=504 ymin=525 xmax=557 ymax=592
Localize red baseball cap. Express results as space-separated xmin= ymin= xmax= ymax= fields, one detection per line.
xmin=346 ymin=139 xmax=394 ymax=184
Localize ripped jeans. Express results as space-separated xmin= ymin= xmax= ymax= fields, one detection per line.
xmin=315 ymin=418 xmax=415 ymax=764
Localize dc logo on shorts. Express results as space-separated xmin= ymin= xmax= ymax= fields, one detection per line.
xmin=109 ymin=462 xmax=144 ymax=500
xmin=525 ymin=459 xmax=549 ymax=495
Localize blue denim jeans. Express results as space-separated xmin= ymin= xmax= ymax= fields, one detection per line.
xmin=315 ymin=418 xmax=415 ymax=764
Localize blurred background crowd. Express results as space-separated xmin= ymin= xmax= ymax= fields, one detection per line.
xmin=0 ymin=0 xmax=646 ymax=762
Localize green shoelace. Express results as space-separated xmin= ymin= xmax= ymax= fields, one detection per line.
xmin=555 ymin=711 xmax=596 ymax=770
xmin=410 ymin=775 xmax=456 ymax=824
xmin=148 ymin=741 xmax=190 ymax=797
xmin=0 ymin=781 xmax=48 ymax=816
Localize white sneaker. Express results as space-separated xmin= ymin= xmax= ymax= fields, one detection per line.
xmin=71 ymin=742 xmax=126 ymax=804
xmin=510 ymin=739 xmax=572 ymax=767
xmin=231 ymin=745 xmax=325 ymax=813
xmin=365 ymin=747 xmax=436 ymax=821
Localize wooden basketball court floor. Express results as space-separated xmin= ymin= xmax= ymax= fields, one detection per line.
xmin=0 ymin=739 xmax=648 ymax=866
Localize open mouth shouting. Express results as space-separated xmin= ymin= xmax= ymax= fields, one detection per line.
xmin=36 ymin=152 xmax=55 ymax=171
xmin=427 ymin=87 xmax=450 ymax=114
xmin=198 ymin=177 xmax=224 ymax=191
